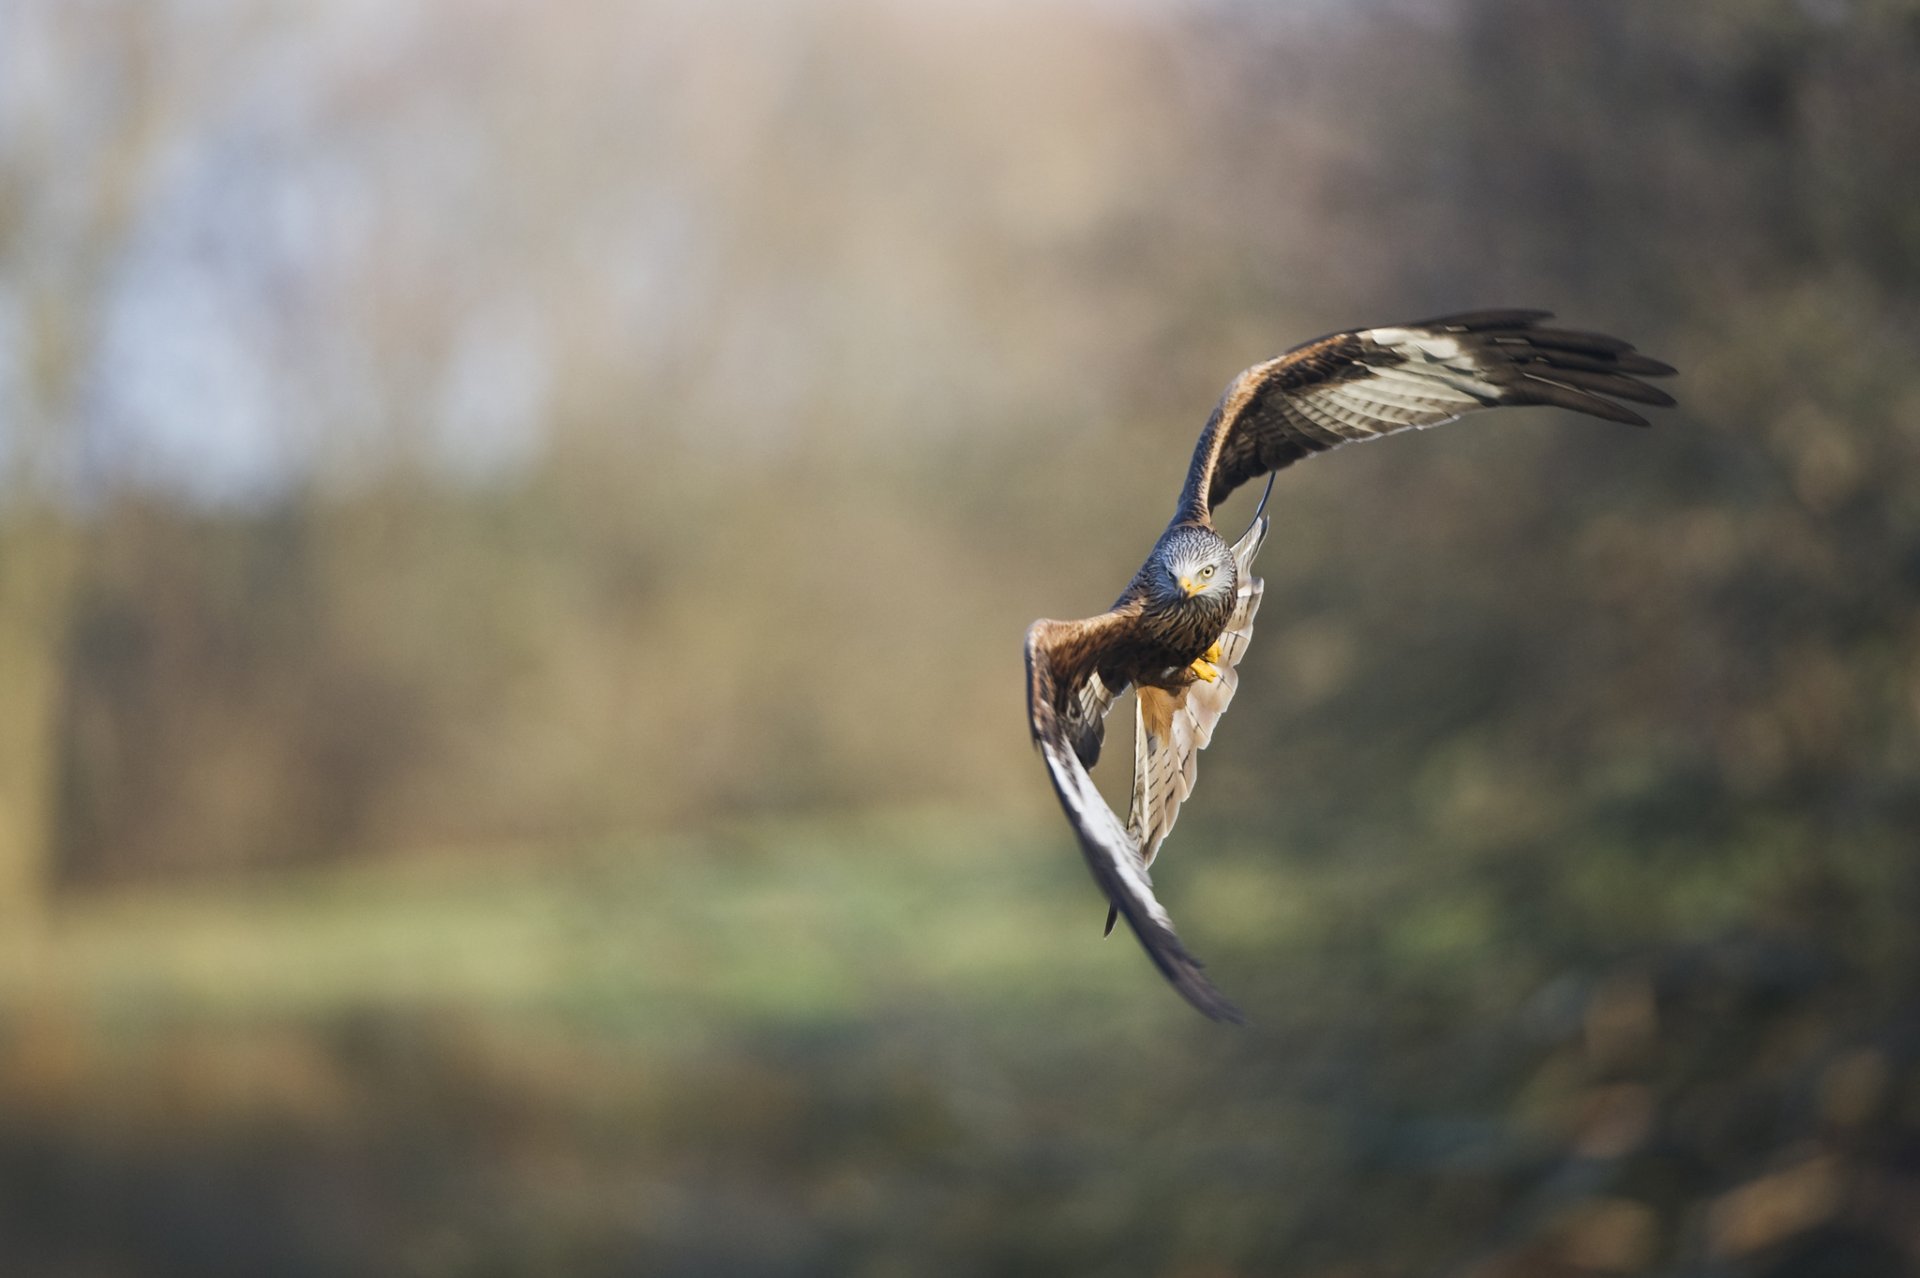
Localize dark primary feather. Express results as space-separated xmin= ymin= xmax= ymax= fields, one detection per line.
xmin=1176 ymin=310 xmax=1676 ymax=523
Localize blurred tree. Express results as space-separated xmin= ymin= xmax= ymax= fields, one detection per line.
xmin=0 ymin=6 xmax=186 ymax=912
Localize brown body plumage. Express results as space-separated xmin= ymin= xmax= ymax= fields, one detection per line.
xmin=1026 ymin=310 xmax=1675 ymax=1022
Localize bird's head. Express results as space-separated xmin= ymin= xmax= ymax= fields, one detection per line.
xmin=1152 ymin=527 xmax=1235 ymax=607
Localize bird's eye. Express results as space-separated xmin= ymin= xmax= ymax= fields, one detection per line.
xmin=1199 ymin=565 xmax=1215 ymax=579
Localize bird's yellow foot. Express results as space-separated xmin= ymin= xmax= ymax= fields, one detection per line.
xmin=1186 ymin=641 xmax=1224 ymax=682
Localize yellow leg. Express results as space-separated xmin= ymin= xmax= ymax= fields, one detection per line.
xmin=1188 ymin=658 xmax=1220 ymax=683
xmin=1202 ymin=641 xmax=1222 ymax=664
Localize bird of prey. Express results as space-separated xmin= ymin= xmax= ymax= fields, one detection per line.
xmin=1024 ymin=310 xmax=1674 ymax=1022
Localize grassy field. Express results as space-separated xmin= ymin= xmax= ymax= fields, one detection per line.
xmin=0 ymin=809 xmax=1320 ymax=1275
xmin=2 ymin=809 xmax=1913 ymax=1276
xmin=3 ymin=807 xmax=1278 ymax=1031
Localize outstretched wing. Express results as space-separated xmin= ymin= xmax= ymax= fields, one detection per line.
xmin=1026 ymin=612 xmax=1243 ymax=1022
xmin=1126 ymin=512 xmax=1268 ymax=885
xmin=1176 ymin=310 xmax=1676 ymax=523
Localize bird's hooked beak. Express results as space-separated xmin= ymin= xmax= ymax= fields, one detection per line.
xmin=1179 ymin=576 xmax=1202 ymax=598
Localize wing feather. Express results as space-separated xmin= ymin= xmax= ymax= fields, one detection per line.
xmin=1025 ymin=615 xmax=1243 ymax=1023
xmin=1068 ymin=669 xmax=1123 ymax=768
xmin=1175 ymin=311 xmax=1676 ymax=522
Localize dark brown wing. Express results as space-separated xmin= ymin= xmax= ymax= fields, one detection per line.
xmin=1176 ymin=310 xmax=1676 ymax=523
xmin=1025 ymin=613 xmax=1244 ymax=1023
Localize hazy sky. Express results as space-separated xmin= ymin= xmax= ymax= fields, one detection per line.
xmin=1 ymin=0 xmax=1433 ymax=508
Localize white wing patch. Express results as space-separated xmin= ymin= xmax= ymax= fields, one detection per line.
xmin=1127 ymin=513 xmax=1270 ymax=870
xmin=1287 ymin=326 xmax=1514 ymax=442
xmin=1367 ymin=328 xmax=1505 ymax=400
xmin=1040 ymin=731 xmax=1173 ymax=931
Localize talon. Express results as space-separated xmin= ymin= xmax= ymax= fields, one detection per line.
xmin=1188 ymin=658 xmax=1220 ymax=683
xmin=1202 ymin=641 xmax=1222 ymax=664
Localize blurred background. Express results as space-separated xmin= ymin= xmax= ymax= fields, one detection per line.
xmin=3 ymin=0 xmax=1919 ymax=1273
